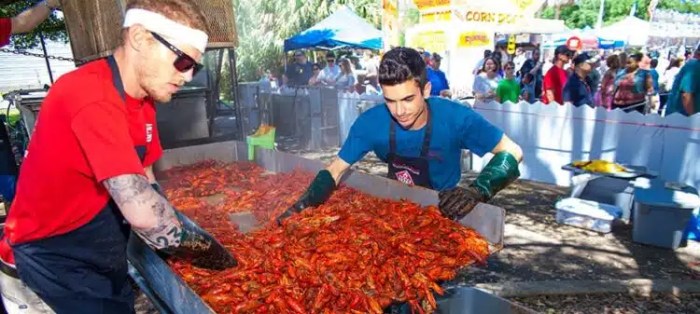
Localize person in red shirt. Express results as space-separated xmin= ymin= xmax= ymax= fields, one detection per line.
xmin=1 ymin=0 xmax=61 ymax=47
xmin=0 ymin=0 xmax=237 ymax=312
xmin=542 ymin=45 xmax=574 ymax=104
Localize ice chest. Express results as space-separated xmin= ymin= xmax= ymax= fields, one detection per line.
xmin=555 ymin=198 xmax=622 ymax=233
xmin=632 ymin=178 xmax=700 ymax=249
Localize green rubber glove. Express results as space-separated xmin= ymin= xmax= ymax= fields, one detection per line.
xmin=439 ymin=151 xmax=520 ymax=220
xmin=276 ymin=170 xmax=336 ymax=224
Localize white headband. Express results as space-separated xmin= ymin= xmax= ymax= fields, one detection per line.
xmin=123 ymin=9 xmax=208 ymax=53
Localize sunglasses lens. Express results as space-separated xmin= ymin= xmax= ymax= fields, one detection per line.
xmin=174 ymin=55 xmax=203 ymax=76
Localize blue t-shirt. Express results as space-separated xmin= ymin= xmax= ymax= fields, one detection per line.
xmin=666 ymin=59 xmax=700 ymax=116
xmin=338 ymin=97 xmax=504 ymax=191
xmin=562 ymin=73 xmax=594 ymax=107
xmin=427 ymin=68 xmax=450 ymax=96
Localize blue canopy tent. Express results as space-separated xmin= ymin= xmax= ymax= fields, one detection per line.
xmin=284 ymin=6 xmax=382 ymax=51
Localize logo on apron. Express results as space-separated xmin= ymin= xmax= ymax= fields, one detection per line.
xmin=146 ymin=124 xmax=153 ymax=143
xmin=395 ymin=170 xmax=415 ymax=185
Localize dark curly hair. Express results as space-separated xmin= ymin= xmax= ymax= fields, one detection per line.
xmin=378 ymin=47 xmax=427 ymax=91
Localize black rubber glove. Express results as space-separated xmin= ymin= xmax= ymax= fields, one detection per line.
xmin=439 ymin=151 xmax=520 ymax=220
xmin=161 ymin=211 xmax=238 ymax=270
xmin=151 ymin=184 xmax=237 ymax=270
xmin=276 ymin=169 xmax=335 ymax=224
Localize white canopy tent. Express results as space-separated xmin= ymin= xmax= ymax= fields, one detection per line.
xmin=596 ymin=16 xmax=650 ymax=47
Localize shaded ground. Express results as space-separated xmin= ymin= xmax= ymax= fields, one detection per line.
xmin=510 ymin=293 xmax=700 ymax=314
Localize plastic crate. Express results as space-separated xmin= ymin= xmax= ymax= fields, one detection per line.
xmin=632 ymin=179 xmax=700 ymax=249
xmin=555 ymin=198 xmax=622 ymax=233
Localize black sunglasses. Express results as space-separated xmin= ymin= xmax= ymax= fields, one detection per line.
xmin=326 ymin=59 xmax=335 ymax=62
xmin=151 ymin=32 xmax=203 ymax=76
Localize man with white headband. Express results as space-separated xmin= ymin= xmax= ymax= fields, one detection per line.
xmin=0 ymin=1 xmax=236 ymax=312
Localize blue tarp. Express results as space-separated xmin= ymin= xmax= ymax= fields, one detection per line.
xmin=284 ymin=6 xmax=382 ymax=51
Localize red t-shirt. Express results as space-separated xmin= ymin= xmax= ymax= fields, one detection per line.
xmin=0 ymin=59 xmax=163 ymax=265
xmin=1 ymin=18 xmax=11 ymax=47
xmin=541 ymin=65 xmax=568 ymax=105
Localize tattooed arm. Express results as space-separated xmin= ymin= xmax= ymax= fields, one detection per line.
xmin=103 ymin=174 xmax=182 ymax=249
xmin=103 ymin=174 xmax=238 ymax=270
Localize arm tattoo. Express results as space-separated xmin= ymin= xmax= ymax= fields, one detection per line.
xmin=104 ymin=174 xmax=182 ymax=250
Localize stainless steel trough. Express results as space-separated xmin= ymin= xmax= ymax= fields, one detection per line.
xmin=127 ymin=141 xmax=514 ymax=314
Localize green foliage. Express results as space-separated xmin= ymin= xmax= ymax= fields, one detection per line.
xmin=231 ymin=0 xmax=380 ymax=83
xmin=0 ymin=1 xmax=66 ymax=49
xmin=541 ymin=0 xmax=700 ymax=30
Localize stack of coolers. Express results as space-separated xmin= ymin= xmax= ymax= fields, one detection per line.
xmin=556 ymin=172 xmax=700 ymax=250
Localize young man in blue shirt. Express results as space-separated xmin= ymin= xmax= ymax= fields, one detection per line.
xmin=427 ymin=53 xmax=451 ymax=97
xmin=666 ymin=44 xmax=700 ymax=116
xmin=277 ymin=47 xmax=523 ymax=222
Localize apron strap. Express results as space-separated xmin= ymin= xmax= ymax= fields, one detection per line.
xmin=107 ymin=55 xmax=126 ymax=102
xmin=389 ymin=117 xmax=397 ymax=154
xmin=388 ymin=102 xmax=432 ymax=157
xmin=420 ymin=105 xmax=432 ymax=157
xmin=106 ymin=55 xmax=148 ymax=164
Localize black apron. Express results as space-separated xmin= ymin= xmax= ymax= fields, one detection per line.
xmin=386 ymin=107 xmax=433 ymax=189
xmin=12 ymin=56 xmax=146 ymax=314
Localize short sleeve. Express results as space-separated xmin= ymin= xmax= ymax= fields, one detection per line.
xmin=472 ymin=76 xmax=485 ymax=94
xmin=71 ymin=102 xmax=145 ymax=182
xmin=338 ymin=114 xmax=374 ymax=165
xmin=679 ymin=66 xmax=699 ymax=94
xmin=562 ymin=80 xmax=572 ymax=102
xmin=543 ymin=68 xmax=554 ymax=91
xmin=0 ymin=18 xmax=11 ymax=47
xmin=143 ymin=120 xmax=163 ymax=167
xmin=441 ymin=72 xmax=450 ymax=89
xmin=458 ymin=106 xmax=504 ymax=157
xmin=495 ymin=82 xmax=504 ymax=99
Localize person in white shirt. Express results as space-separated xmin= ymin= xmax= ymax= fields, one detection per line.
xmin=513 ymin=47 xmax=527 ymax=74
xmin=318 ymin=52 xmax=341 ymax=85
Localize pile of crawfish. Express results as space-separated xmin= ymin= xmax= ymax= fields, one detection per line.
xmin=161 ymin=161 xmax=490 ymax=314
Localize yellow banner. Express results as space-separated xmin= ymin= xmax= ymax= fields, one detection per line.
xmin=421 ymin=11 xmax=451 ymax=23
xmin=413 ymin=0 xmax=450 ymax=11
xmin=456 ymin=10 xmax=525 ymax=24
xmin=457 ymin=31 xmax=492 ymax=48
xmin=409 ymin=30 xmax=447 ymax=53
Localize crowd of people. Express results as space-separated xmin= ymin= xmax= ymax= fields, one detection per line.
xmin=470 ymin=43 xmax=700 ymax=116
xmin=273 ymin=50 xmax=381 ymax=93
xmin=265 ymin=42 xmax=699 ymax=116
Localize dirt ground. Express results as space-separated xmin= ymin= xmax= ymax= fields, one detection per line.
xmin=510 ymin=293 xmax=700 ymax=314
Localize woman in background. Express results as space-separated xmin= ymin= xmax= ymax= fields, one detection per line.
xmin=472 ymin=57 xmax=502 ymax=102
xmin=308 ymin=63 xmax=322 ymax=86
xmin=334 ymin=59 xmax=357 ymax=92
xmin=612 ymin=53 xmax=654 ymax=113
xmin=598 ymin=54 xmax=620 ymax=109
